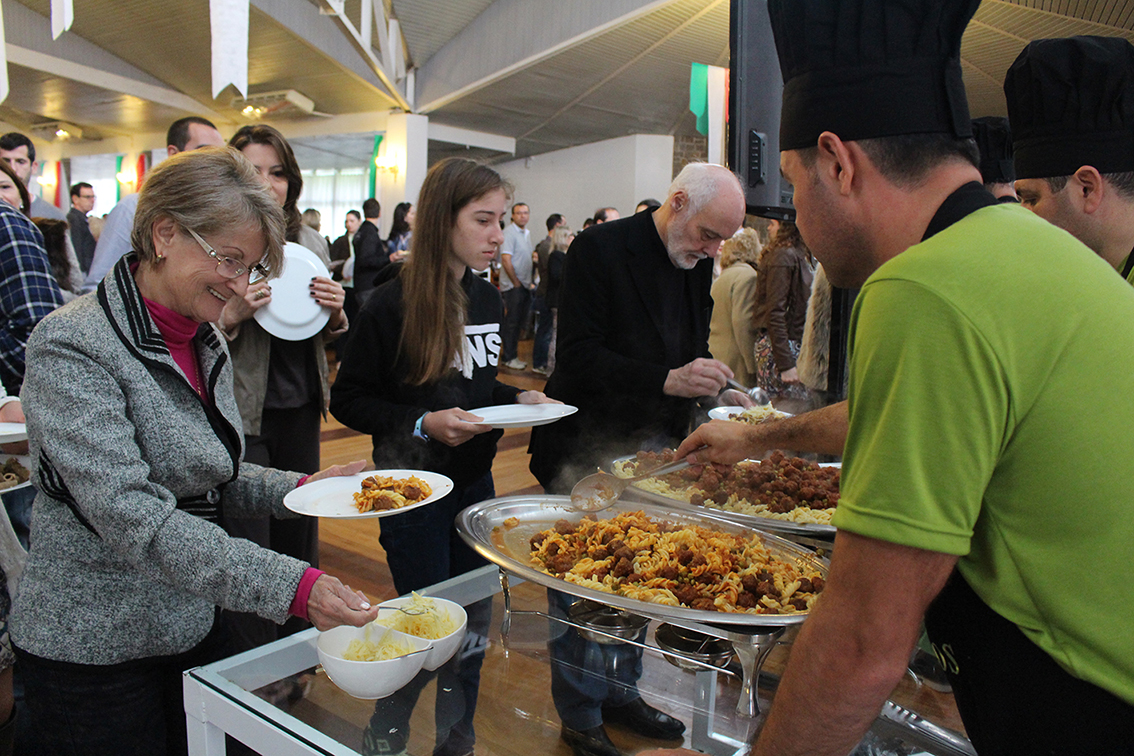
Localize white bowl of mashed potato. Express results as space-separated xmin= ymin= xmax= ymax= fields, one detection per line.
xmin=376 ymin=594 xmax=468 ymax=671
xmin=317 ymin=624 xmax=431 ymax=699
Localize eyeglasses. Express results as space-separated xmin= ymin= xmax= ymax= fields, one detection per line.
xmin=186 ymin=228 xmax=270 ymax=283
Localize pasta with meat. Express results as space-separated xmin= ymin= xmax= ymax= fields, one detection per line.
xmin=529 ymin=511 xmax=824 ymax=615
xmin=614 ymin=450 xmax=839 ymax=525
xmin=353 ymin=474 xmax=433 ymax=513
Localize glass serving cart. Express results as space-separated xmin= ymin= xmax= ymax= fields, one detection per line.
xmin=185 ymin=563 xmax=973 ymax=756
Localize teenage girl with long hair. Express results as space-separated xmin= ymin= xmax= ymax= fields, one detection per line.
xmin=331 ymin=157 xmax=553 ymax=755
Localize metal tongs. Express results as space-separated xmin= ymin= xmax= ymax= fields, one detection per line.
xmin=568 ymin=448 xmax=706 ymax=512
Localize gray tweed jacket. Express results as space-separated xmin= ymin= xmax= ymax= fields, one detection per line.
xmin=10 ymin=255 xmax=307 ymax=665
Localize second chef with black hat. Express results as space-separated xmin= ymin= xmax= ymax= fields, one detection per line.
xmin=1006 ymin=35 xmax=1134 ymax=285
xmin=971 ymin=116 xmax=1017 ymax=201
xmin=667 ymin=1 xmax=1134 ymax=754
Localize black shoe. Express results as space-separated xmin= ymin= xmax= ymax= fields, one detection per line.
xmin=602 ymin=698 xmax=685 ymax=740
xmin=561 ymin=724 xmax=622 ymax=756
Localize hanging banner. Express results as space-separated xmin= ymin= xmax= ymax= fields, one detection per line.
xmin=209 ymin=0 xmax=249 ymax=98
xmin=52 ymin=161 xmax=62 ymax=209
xmin=51 ymin=0 xmax=74 ymax=40
xmin=369 ymin=134 xmax=383 ymax=201
xmin=0 ymin=2 xmax=9 ymax=106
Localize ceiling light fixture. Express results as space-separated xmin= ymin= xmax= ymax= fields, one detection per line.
xmin=232 ymin=89 xmax=318 ymax=119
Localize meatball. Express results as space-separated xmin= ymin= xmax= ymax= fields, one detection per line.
xmin=612 ymin=557 xmax=633 ymax=578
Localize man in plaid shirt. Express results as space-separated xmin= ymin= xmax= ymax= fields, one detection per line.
xmin=0 ymin=200 xmax=64 ymax=396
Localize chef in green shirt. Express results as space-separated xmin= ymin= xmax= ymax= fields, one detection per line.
xmin=672 ymin=1 xmax=1134 ymax=754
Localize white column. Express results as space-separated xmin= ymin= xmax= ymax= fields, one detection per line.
xmin=377 ymin=112 xmax=429 ymax=237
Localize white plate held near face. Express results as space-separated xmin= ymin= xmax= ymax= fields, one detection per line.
xmin=254 ymin=242 xmax=331 ymax=341
xmin=284 ymin=470 xmax=454 ymax=519
xmin=463 ymin=403 xmax=578 ymax=429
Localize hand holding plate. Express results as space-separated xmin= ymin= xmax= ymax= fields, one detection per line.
xmin=223 ymin=282 xmax=272 ymax=327
xmin=516 ymin=390 xmax=560 ymax=405
xmin=304 ymin=459 xmax=369 ymax=485
xmin=423 ymin=408 xmax=491 ymax=446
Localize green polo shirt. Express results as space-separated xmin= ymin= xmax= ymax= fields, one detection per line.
xmin=833 ymin=202 xmax=1134 ymax=705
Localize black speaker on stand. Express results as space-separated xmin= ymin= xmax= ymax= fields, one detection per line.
xmin=728 ymin=0 xmax=794 ymax=221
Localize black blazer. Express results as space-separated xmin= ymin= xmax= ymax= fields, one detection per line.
xmin=351 ymin=220 xmax=385 ymax=300
xmin=529 ymin=209 xmax=713 ymax=491
xmin=329 ymin=233 xmax=351 ymax=281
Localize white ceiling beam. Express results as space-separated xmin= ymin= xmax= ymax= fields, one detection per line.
xmin=7 ymin=45 xmax=227 ymax=123
xmin=1 ymin=0 xmax=227 ymax=121
xmin=428 ymin=123 xmax=515 ymax=154
xmin=415 ymin=0 xmax=677 ymax=114
xmin=309 ymin=0 xmax=411 ymax=111
xmin=251 ymin=0 xmax=402 ymax=109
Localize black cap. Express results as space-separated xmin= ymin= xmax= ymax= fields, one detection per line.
xmin=768 ymin=0 xmax=979 ymax=151
xmin=1005 ymin=36 xmax=1134 ymax=180
xmin=971 ymin=117 xmax=1014 ymax=184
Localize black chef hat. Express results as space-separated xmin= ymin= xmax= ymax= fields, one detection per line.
xmin=1005 ymin=36 xmax=1134 ymax=180
xmin=971 ymin=117 xmax=1014 ymax=184
xmin=768 ymin=0 xmax=979 ymax=151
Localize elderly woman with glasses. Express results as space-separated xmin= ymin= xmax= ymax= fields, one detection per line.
xmin=8 ymin=148 xmax=378 ymax=756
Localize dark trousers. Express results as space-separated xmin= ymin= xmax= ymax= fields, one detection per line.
xmin=368 ymin=472 xmax=495 ymax=755
xmin=222 ymin=401 xmax=321 ymax=651
xmin=14 ymin=621 xmax=229 ymax=756
xmin=547 ymin=589 xmax=644 ymax=731
xmin=501 ymin=286 xmax=532 ymax=363
xmin=532 ymin=294 xmax=552 ymax=369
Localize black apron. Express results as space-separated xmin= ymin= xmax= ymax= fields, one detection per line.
xmin=920 ymin=184 xmax=1134 ymax=754
xmin=1121 ymin=245 xmax=1134 ymax=281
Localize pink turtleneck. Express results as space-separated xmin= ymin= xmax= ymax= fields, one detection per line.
xmin=141 ymin=294 xmax=205 ymax=397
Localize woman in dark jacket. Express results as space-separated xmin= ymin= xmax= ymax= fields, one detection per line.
xmin=331 ymin=158 xmax=553 ymax=756
xmin=752 ymin=219 xmax=815 ymax=400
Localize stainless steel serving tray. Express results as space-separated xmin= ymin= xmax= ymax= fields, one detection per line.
xmin=611 ymin=455 xmax=838 ymax=544
xmin=456 ymin=495 xmax=829 ymax=628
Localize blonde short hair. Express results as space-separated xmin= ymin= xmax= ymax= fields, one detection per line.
xmin=551 ymin=226 xmax=573 ymax=252
xmin=131 ymin=147 xmax=286 ymax=274
xmin=719 ymin=227 xmax=762 ymax=269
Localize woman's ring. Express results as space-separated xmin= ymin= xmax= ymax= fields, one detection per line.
xmin=254 ymin=290 xmax=268 ymax=301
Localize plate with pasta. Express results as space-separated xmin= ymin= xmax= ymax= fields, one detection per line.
xmin=284 ymin=469 xmax=454 ymax=519
xmin=457 ymin=495 xmax=829 ymax=626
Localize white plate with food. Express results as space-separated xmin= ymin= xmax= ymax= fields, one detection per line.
xmin=708 ymin=405 xmax=792 ymax=423
xmin=284 ymin=469 xmax=454 ymax=519
xmin=0 ymin=455 xmax=31 ymax=493
xmin=254 ymin=242 xmax=331 ymax=341
xmin=0 ymin=423 xmax=27 ymax=444
xmin=462 ymin=403 xmax=577 ymax=429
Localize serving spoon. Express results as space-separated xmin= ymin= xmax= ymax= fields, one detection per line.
xmin=725 ymin=378 xmax=772 ymax=406
xmin=568 ymin=450 xmax=705 ymax=512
